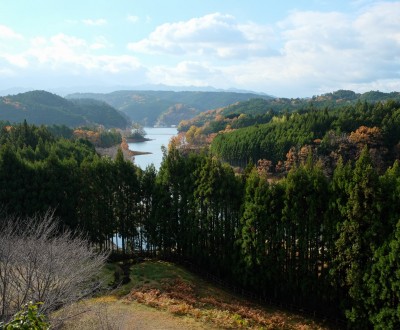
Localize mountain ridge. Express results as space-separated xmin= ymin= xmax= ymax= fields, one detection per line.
xmin=178 ymin=89 xmax=400 ymax=132
xmin=0 ymin=90 xmax=130 ymax=128
xmin=0 ymin=84 xmax=271 ymax=97
xmin=66 ymin=90 xmax=273 ymax=126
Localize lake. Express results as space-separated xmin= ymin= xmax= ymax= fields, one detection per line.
xmin=128 ymin=127 xmax=177 ymax=170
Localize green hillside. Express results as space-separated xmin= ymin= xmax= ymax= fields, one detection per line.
xmin=0 ymin=90 xmax=130 ymax=128
xmin=210 ymin=98 xmax=400 ymax=171
xmin=179 ymin=90 xmax=400 ymax=133
xmin=66 ymin=90 xmax=273 ymax=126
xmin=69 ymin=98 xmax=129 ymax=128
xmin=2 ymin=104 xmax=400 ymax=328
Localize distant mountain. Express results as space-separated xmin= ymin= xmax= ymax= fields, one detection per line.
xmin=0 ymin=90 xmax=130 ymax=128
xmin=0 ymin=84 xmax=269 ymax=97
xmin=126 ymin=84 xmax=270 ymax=95
xmin=66 ymin=90 xmax=273 ymax=126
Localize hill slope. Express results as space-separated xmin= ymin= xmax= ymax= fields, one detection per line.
xmin=179 ymin=89 xmax=400 ymax=132
xmin=0 ymin=90 xmax=130 ymax=128
xmin=209 ymin=96 xmax=400 ymax=171
xmin=57 ymin=260 xmax=331 ymax=329
xmin=66 ymin=90 xmax=273 ymax=126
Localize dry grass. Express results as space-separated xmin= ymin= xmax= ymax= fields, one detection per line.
xmin=125 ymin=261 xmax=332 ymax=330
xmin=55 ymin=298 xmax=208 ymax=330
xmin=55 ymin=260 xmax=334 ymax=330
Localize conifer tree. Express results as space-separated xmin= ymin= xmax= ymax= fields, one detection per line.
xmin=334 ymin=147 xmax=382 ymax=326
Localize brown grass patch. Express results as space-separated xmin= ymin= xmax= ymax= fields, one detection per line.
xmin=56 ymin=261 xmax=332 ymax=329
xmin=127 ymin=275 xmax=329 ymax=329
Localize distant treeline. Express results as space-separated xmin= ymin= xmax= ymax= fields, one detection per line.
xmin=0 ymin=90 xmax=130 ymax=128
xmin=0 ymin=119 xmax=399 ymax=328
xmin=67 ymin=90 xmax=273 ymax=126
xmin=178 ymin=89 xmax=400 ymax=134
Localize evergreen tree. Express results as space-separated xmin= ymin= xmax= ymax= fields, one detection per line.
xmin=365 ymin=220 xmax=400 ymax=329
xmin=282 ymin=159 xmax=329 ymax=308
xmin=113 ymin=149 xmax=139 ymax=254
xmin=333 ymin=147 xmax=382 ymax=326
xmin=240 ymin=168 xmax=270 ymax=288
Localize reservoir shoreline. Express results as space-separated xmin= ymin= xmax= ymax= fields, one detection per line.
xmin=127 ymin=127 xmax=177 ymax=169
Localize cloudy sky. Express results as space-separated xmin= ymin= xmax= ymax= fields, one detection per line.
xmin=0 ymin=0 xmax=399 ymax=97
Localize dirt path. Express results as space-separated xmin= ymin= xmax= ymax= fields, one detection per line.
xmin=115 ymin=301 xmax=217 ymax=330
xmin=58 ymin=299 xmax=219 ymax=330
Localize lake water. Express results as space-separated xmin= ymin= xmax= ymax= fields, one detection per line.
xmin=128 ymin=127 xmax=177 ymax=170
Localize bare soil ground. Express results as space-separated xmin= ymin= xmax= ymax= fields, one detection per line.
xmin=95 ymin=138 xmax=150 ymax=163
xmin=57 ymin=297 xmax=213 ymax=330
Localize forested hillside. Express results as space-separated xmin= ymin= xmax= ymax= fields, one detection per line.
xmin=210 ymin=99 xmax=400 ymax=173
xmin=1 ymin=116 xmax=399 ymax=328
xmin=171 ymin=91 xmax=400 ymax=175
xmin=0 ymin=90 xmax=130 ymax=128
xmin=66 ymin=90 xmax=272 ymax=126
xmin=178 ymin=89 xmax=400 ymax=135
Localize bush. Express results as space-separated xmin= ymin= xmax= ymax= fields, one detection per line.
xmin=0 ymin=302 xmax=49 ymax=330
xmin=0 ymin=211 xmax=109 ymax=321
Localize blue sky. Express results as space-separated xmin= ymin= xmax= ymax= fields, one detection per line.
xmin=0 ymin=0 xmax=399 ymax=97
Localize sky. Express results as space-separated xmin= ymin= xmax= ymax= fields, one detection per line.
xmin=0 ymin=0 xmax=400 ymax=97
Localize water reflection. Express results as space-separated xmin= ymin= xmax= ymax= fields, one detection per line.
xmin=128 ymin=127 xmax=177 ymax=169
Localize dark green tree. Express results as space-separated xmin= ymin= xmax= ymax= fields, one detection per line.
xmin=333 ymin=147 xmax=382 ymax=326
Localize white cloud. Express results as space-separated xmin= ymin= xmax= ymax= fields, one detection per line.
xmin=135 ymin=2 xmax=400 ymax=96
xmin=2 ymin=54 xmax=29 ymax=68
xmin=274 ymin=2 xmax=400 ymax=88
xmin=9 ymin=33 xmax=141 ymax=82
xmin=149 ymin=61 xmax=221 ymax=86
xmin=0 ymin=32 xmax=147 ymax=88
xmin=0 ymin=25 xmax=23 ymax=40
xmin=82 ymin=18 xmax=107 ymax=26
xmin=1 ymin=3 xmax=400 ymax=96
xmin=0 ymin=26 xmax=27 ymax=69
xmin=28 ymin=34 xmax=85 ymax=67
xmin=128 ymin=13 xmax=274 ymax=59
xmin=44 ymin=35 xmax=133 ymax=69
xmin=90 ymin=36 xmax=113 ymax=50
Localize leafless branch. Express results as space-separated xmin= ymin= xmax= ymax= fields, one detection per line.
xmin=0 ymin=210 xmax=109 ymax=321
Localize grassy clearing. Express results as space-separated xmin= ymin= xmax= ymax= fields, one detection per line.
xmin=126 ymin=260 xmax=331 ymax=329
xmin=55 ymin=260 xmax=334 ymax=329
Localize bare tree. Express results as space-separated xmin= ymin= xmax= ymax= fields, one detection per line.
xmin=0 ymin=210 xmax=109 ymax=321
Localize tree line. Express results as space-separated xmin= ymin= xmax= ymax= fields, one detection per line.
xmin=178 ymin=89 xmax=400 ymax=140
xmin=147 ymin=147 xmax=400 ymax=329
xmin=0 ymin=119 xmax=399 ymax=328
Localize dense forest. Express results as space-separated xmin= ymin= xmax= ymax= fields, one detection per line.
xmin=0 ymin=108 xmax=399 ymax=328
xmin=0 ymin=90 xmax=130 ymax=128
xmin=210 ymin=99 xmax=400 ymax=173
